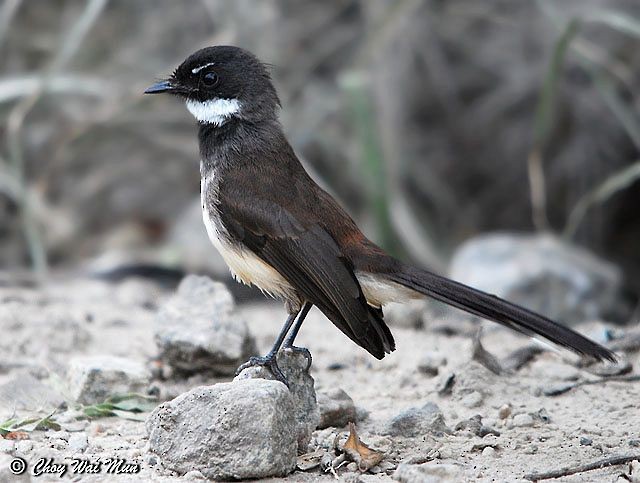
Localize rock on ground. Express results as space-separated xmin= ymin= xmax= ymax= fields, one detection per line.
xmin=383 ymin=402 xmax=449 ymax=438
xmin=316 ymin=388 xmax=357 ymax=429
xmin=146 ymin=379 xmax=298 ymax=480
xmin=235 ymin=349 xmax=320 ymax=452
xmin=67 ymin=355 xmax=151 ymax=405
xmin=449 ymin=233 xmax=625 ymax=324
xmin=155 ymin=275 xmax=256 ymax=376
xmin=393 ymin=462 xmax=462 ymax=482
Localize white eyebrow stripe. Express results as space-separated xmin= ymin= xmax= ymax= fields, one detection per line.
xmin=191 ymin=62 xmax=216 ymax=74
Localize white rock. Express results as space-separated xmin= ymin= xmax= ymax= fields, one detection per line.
xmin=482 ymin=446 xmax=496 ymax=457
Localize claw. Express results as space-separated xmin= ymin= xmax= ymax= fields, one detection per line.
xmin=284 ymin=345 xmax=313 ymax=371
xmin=235 ymin=354 xmax=289 ymax=388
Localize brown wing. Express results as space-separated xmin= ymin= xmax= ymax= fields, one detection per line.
xmin=218 ymin=195 xmax=395 ymax=359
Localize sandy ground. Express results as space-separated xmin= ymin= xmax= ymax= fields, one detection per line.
xmin=1 ymin=276 xmax=639 ymax=482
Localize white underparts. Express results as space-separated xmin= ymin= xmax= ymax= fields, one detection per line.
xmin=186 ymin=98 xmax=241 ymax=126
xmin=355 ymin=272 xmax=420 ymax=307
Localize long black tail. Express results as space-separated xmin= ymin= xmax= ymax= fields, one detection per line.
xmin=389 ymin=265 xmax=616 ymax=362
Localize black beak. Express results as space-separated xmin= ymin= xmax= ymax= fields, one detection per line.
xmin=144 ymin=80 xmax=174 ymax=94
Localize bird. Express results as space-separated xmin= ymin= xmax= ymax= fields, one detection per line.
xmin=145 ymin=46 xmax=616 ymax=385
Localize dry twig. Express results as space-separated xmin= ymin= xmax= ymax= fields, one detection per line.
xmin=525 ymin=454 xmax=640 ymax=481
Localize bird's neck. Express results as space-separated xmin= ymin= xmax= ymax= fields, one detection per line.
xmin=198 ymin=117 xmax=285 ymax=174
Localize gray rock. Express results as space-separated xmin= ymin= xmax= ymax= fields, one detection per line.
xmin=316 ymin=388 xmax=357 ymax=429
xmin=383 ymin=402 xmax=449 ymax=437
xmin=393 ymin=462 xmax=462 ymax=482
xmin=155 ymin=275 xmax=256 ymax=376
xmin=450 ymin=362 xmax=495 ymax=403
xmin=417 ymin=353 xmax=447 ymax=377
xmin=146 ymin=379 xmax=297 ymax=480
xmin=513 ymin=413 xmax=534 ymax=427
xmin=449 ymin=234 xmax=625 ymax=324
xmin=67 ymin=355 xmax=151 ymax=404
xmin=455 ymin=415 xmax=500 ymax=437
xmin=461 ymin=390 xmax=483 ymax=408
xmin=235 ymin=349 xmax=320 ymax=452
xmin=68 ymin=433 xmax=88 ymax=452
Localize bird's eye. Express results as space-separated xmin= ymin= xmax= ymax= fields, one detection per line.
xmin=202 ymin=72 xmax=219 ymax=87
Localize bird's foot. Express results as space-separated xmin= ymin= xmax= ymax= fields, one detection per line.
xmin=283 ymin=345 xmax=313 ymax=371
xmin=235 ymin=353 xmax=289 ymax=388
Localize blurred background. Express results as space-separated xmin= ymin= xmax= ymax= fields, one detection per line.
xmin=1 ymin=0 xmax=639 ymax=301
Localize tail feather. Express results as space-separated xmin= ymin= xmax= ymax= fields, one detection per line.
xmin=389 ymin=266 xmax=616 ymax=362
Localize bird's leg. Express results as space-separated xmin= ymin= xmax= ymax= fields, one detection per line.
xmin=283 ymin=302 xmax=313 ymax=370
xmin=235 ymin=309 xmax=299 ymax=386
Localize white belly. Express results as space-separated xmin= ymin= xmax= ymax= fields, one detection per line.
xmin=202 ymin=203 xmax=295 ymax=300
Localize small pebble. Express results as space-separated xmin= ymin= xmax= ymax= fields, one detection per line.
xmin=62 ymin=421 xmax=89 ymax=433
xmin=513 ymin=414 xmax=534 ymax=427
xmin=417 ymin=353 xmax=446 ymax=377
xmin=49 ymin=439 xmax=67 ymax=450
xmin=346 ymin=462 xmax=358 ymax=472
xmin=482 ymin=446 xmax=496 ymax=457
xmin=379 ymin=461 xmax=395 ymax=471
xmin=68 ymin=433 xmax=88 ymax=452
xmin=580 ymin=436 xmax=593 ymax=446
xmin=461 ymin=391 xmax=483 ymax=408
xmin=183 ymin=470 xmax=206 ymax=480
xmin=0 ymin=439 xmax=15 ymax=454
xmin=498 ymin=404 xmax=511 ymax=419
xmin=483 ymin=417 xmax=497 ymax=428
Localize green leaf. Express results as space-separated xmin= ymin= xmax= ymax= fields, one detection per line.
xmin=111 ymin=398 xmax=157 ymax=413
xmin=533 ymin=18 xmax=580 ymax=148
xmin=111 ymin=410 xmax=148 ymax=422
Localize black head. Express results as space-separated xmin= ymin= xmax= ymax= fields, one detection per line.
xmin=145 ymin=46 xmax=280 ymax=126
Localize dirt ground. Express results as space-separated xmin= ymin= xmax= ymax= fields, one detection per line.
xmin=1 ymin=277 xmax=639 ymax=482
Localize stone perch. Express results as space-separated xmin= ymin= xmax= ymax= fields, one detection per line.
xmin=146 ymin=349 xmax=319 ymax=479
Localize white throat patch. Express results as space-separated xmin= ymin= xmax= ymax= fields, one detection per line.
xmin=186 ymin=98 xmax=241 ymax=126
